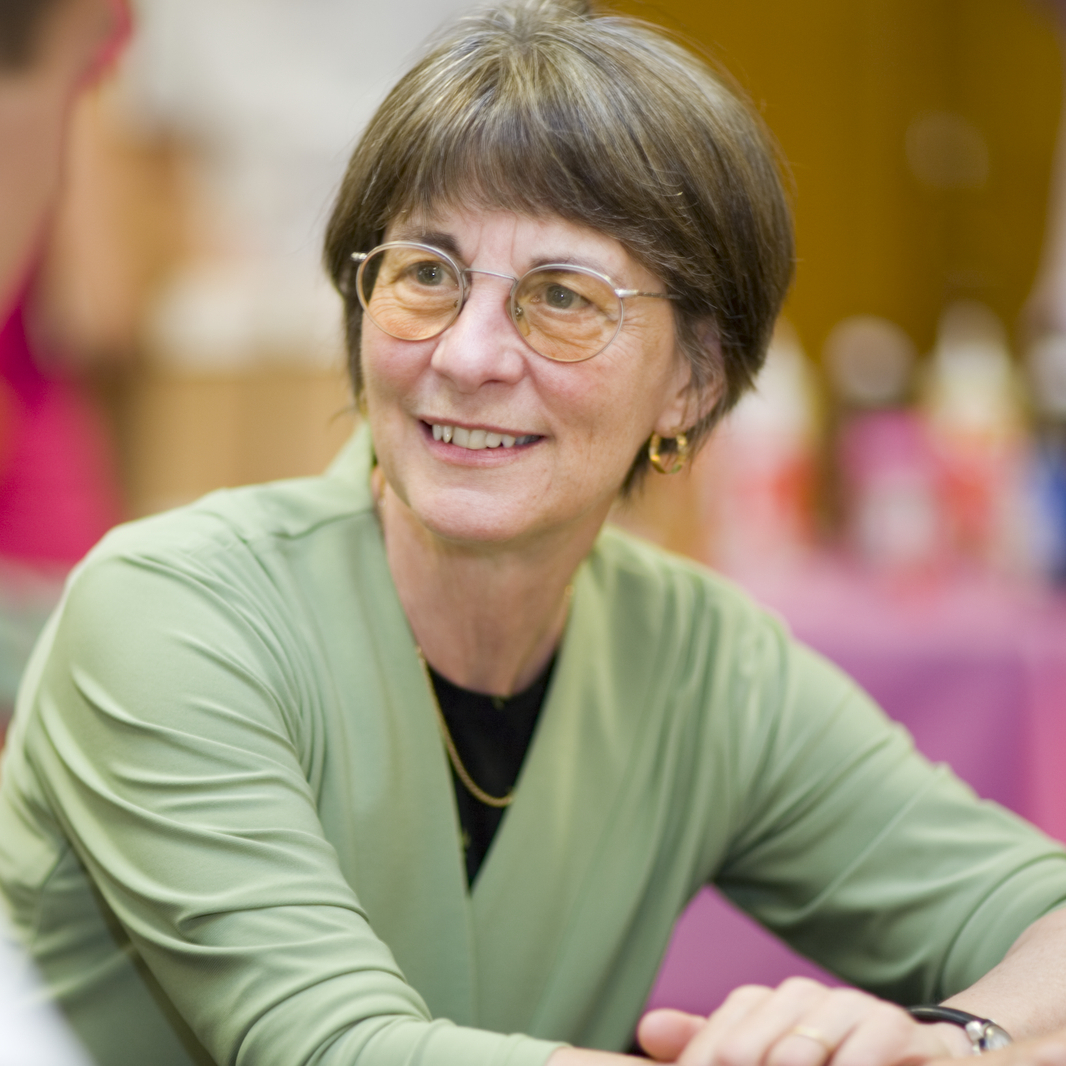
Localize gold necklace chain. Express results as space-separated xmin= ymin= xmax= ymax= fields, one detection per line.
xmin=415 ymin=581 xmax=572 ymax=810
xmin=416 ymin=647 xmax=515 ymax=808
xmin=375 ymin=471 xmax=572 ymax=809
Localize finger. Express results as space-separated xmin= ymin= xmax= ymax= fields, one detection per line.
xmin=775 ymin=1026 xmax=838 ymax=1066
xmin=815 ymin=998 xmax=944 ymax=1066
xmin=671 ymin=985 xmax=775 ymax=1066
xmin=768 ymin=986 xmax=957 ymax=1066
xmin=765 ymin=990 xmax=886 ymax=1066
xmin=679 ymin=979 xmax=828 ymax=1066
xmin=638 ymin=1010 xmax=706 ymax=1062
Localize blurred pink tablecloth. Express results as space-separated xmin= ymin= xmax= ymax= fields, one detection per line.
xmin=647 ymin=557 xmax=1066 ymax=1015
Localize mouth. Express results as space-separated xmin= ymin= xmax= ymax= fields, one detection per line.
xmin=427 ymin=422 xmax=540 ymax=451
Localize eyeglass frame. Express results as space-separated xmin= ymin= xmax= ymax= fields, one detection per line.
xmin=349 ymin=241 xmax=677 ymax=363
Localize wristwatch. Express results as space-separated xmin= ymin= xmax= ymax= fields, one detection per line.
xmin=908 ymin=1006 xmax=1013 ymax=1054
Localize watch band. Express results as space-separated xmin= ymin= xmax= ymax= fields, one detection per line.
xmin=908 ymin=1006 xmax=1013 ymax=1054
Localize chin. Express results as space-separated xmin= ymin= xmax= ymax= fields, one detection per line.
xmin=407 ymin=488 xmax=532 ymax=546
xmin=437 ymin=511 xmax=541 ymax=546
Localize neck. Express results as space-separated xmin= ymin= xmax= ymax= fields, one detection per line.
xmin=377 ymin=476 xmax=595 ymax=696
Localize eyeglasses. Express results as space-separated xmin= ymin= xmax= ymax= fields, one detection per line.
xmin=350 ymin=241 xmax=674 ymax=363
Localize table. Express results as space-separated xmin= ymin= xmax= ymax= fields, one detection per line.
xmin=646 ymin=557 xmax=1066 ymax=1015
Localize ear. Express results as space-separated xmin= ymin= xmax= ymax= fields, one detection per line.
xmin=652 ymin=324 xmax=724 ymax=437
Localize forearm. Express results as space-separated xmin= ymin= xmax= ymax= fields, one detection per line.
xmin=943 ymin=909 xmax=1066 ymax=1040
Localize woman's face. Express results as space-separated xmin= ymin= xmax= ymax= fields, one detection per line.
xmin=361 ymin=206 xmax=694 ymax=549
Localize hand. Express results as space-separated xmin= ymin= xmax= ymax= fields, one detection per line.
xmin=636 ymin=978 xmax=969 ymax=1066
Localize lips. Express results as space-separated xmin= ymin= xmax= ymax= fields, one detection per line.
xmin=429 ymin=423 xmax=539 ymax=450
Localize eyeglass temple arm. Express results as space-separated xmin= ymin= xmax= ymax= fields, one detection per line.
xmin=336 ymin=252 xmax=372 ymax=298
xmin=617 ymin=289 xmax=678 ymax=300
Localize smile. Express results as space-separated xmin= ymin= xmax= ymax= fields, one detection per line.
xmin=429 ymin=423 xmax=539 ymax=450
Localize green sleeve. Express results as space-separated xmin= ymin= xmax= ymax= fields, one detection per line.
xmin=25 ymin=548 xmax=561 ymax=1066
xmin=711 ymin=616 xmax=1066 ymax=1004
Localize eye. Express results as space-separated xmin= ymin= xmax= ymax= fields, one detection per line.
xmin=412 ymin=261 xmax=448 ymax=286
xmin=541 ymin=283 xmax=588 ymax=310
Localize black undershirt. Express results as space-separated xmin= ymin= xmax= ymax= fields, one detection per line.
xmin=429 ymin=658 xmax=645 ymax=1056
xmin=427 ymin=656 xmax=556 ymax=886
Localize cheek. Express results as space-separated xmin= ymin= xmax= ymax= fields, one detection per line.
xmin=545 ymin=364 xmax=659 ymax=480
xmin=361 ymin=328 xmax=422 ymax=402
xmin=559 ymin=346 xmax=676 ymax=443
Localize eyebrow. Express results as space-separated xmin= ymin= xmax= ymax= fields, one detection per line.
xmin=389 ymin=229 xmax=463 ymax=259
xmin=386 ymin=229 xmax=618 ymax=279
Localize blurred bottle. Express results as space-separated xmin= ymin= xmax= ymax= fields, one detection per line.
xmin=826 ymin=315 xmax=945 ymax=575
xmin=703 ymin=319 xmax=819 ymax=574
xmin=922 ymin=301 xmax=1028 ymax=573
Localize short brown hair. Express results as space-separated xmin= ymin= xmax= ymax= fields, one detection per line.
xmin=324 ymin=0 xmax=794 ymax=485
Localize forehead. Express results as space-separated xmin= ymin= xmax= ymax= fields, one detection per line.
xmin=384 ymin=205 xmax=651 ymax=283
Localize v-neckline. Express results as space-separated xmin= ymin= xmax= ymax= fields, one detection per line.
xmin=352 ymin=442 xmax=656 ymax=1034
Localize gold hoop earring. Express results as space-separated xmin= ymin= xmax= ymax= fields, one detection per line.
xmin=648 ymin=431 xmax=689 ymax=475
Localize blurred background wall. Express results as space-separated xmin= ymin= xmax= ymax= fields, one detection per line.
xmin=622 ymin=0 xmax=1061 ymax=357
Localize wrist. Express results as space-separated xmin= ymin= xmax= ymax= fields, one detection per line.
xmin=909 ymin=1006 xmax=1014 ymax=1055
xmin=931 ymin=1021 xmax=979 ymax=1058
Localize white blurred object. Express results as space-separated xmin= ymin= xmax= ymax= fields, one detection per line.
xmin=147 ymin=259 xmax=346 ymax=371
xmin=923 ymin=300 xmax=1029 ymax=572
xmin=728 ymin=320 xmax=817 ymax=443
xmin=927 ymin=301 xmax=1019 ymax=431
xmin=704 ymin=319 xmax=819 ymax=572
xmin=824 ymin=315 xmax=916 ymax=408
xmin=124 ymin=0 xmax=480 ymax=369
xmin=0 ymin=917 xmax=92 ymax=1066
xmin=1026 ymin=332 xmax=1066 ymax=419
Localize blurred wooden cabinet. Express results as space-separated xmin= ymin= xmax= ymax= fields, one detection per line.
xmin=123 ymin=366 xmax=356 ymax=517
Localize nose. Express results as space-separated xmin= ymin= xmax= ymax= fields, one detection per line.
xmin=428 ymin=272 xmax=528 ymax=392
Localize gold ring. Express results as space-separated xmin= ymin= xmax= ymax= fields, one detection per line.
xmin=789 ymin=1026 xmax=835 ymax=1054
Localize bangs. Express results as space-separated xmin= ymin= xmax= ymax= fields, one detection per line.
xmin=348 ymin=19 xmax=730 ymax=284
xmin=384 ymin=53 xmax=658 ymax=233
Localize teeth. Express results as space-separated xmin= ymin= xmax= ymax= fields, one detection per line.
xmin=430 ymin=424 xmax=532 ymax=451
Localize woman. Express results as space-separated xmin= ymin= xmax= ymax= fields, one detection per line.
xmin=2 ymin=3 xmax=1066 ymax=1065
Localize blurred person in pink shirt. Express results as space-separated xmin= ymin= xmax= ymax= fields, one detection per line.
xmin=0 ymin=0 xmax=130 ymax=730
xmin=2 ymin=4 xmax=131 ymax=1062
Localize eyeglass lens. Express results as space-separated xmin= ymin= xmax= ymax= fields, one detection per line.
xmin=356 ymin=243 xmax=623 ymax=362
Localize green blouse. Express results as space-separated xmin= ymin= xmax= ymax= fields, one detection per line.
xmin=1 ymin=427 xmax=1065 ymax=1066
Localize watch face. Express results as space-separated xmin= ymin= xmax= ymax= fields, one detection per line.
xmin=980 ymin=1024 xmax=1013 ymax=1052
